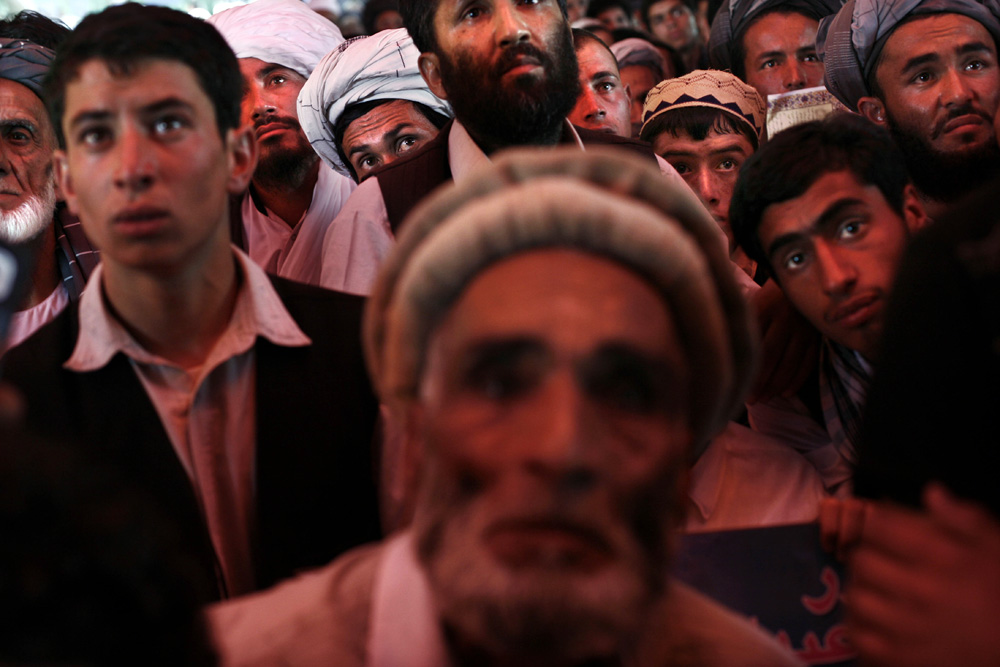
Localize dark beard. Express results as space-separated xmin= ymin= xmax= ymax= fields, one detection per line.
xmin=437 ymin=29 xmax=581 ymax=153
xmin=887 ymin=115 xmax=1000 ymax=205
xmin=253 ymin=143 xmax=318 ymax=192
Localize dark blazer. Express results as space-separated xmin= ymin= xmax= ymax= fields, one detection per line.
xmin=2 ymin=276 xmax=382 ymax=598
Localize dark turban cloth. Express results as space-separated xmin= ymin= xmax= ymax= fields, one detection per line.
xmin=708 ymin=0 xmax=844 ymax=73
xmin=818 ymin=0 xmax=1000 ymax=111
xmin=0 ymin=40 xmax=55 ymax=99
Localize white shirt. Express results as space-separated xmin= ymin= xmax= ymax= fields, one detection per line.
xmin=65 ymin=248 xmax=311 ymax=597
xmin=319 ymin=119 xmax=697 ymax=296
xmin=241 ymin=161 xmax=355 ymax=286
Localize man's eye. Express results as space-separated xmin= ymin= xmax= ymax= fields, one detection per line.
xmin=802 ymin=52 xmax=819 ymax=62
xmin=153 ymin=116 xmax=186 ymax=135
xmin=397 ymin=136 xmax=418 ymax=152
xmin=7 ymin=128 xmax=32 ymax=144
xmin=359 ymin=155 xmax=379 ymax=169
xmin=267 ymin=74 xmax=288 ymax=86
xmin=966 ymin=59 xmax=987 ymax=71
xmin=718 ymin=158 xmax=738 ymax=170
xmin=78 ymin=126 xmax=111 ymax=147
xmin=461 ymin=5 xmax=484 ymax=19
xmin=837 ymin=219 xmax=864 ymax=239
xmin=782 ymin=250 xmax=808 ymax=271
xmin=761 ymin=59 xmax=777 ymax=69
xmin=912 ymin=70 xmax=934 ymax=84
xmin=597 ymin=81 xmax=615 ymax=92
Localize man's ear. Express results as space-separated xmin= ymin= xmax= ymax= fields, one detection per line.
xmin=419 ymin=53 xmax=449 ymax=100
xmin=225 ymin=124 xmax=258 ymax=194
xmin=624 ymin=82 xmax=632 ymax=102
xmin=858 ymin=96 xmax=887 ymax=126
xmin=901 ymin=182 xmax=930 ymax=233
xmin=53 ymin=149 xmax=78 ymax=215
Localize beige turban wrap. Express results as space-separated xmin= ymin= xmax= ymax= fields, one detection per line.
xmin=207 ymin=0 xmax=344 ymax=79
xmin=298 ymin=28 xmax=451 ymax=177
xmin=640 ymin=69 xmax=766 ymax=145
xmin=365 ymin=147 xmax=757 ymax=453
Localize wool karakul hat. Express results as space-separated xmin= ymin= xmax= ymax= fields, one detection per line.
xmin=639 ymin=69 xmax=766 ymax=144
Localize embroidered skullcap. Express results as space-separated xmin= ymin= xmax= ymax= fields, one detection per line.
xmin=0 ymin=39 xmax=54 ymax=99
xmin=611 ymin=38 xmax=669 ymax=80
xmin=364 ymin=147 xmax=757 ymax=453
xmin=708 ymin=0 xmax=843 ymax=73
xmin=818 ymin=0 xmax=1000 ymax=111
xmin=207 ymin=0 xmax=344 ymax=79
xmin=640 ymin=69 xmax=765 ymax=143
xmin=298 ymin=29 xmax=451 ymax=177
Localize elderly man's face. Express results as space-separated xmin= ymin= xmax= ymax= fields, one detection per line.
xmin=420 ymin=0 xmax=580 ymax=146
xmin=569 ymin=39 xmax=632 ymax=136
xmin=411 ymin=248 xmax=691 ymax=662
xmin=0 ymin=79 xmax=57 ymax=245
xmin=342 ymin=100 xmax=441 ymax=182
xmin=867 ymin=14 xmax=1000 ymax=165
xmin=238 ymin=57 xmax=315 ymax=181
xmin=741 ymin=11 xmax=823 ymax=99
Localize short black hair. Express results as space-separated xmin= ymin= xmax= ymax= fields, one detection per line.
xmin=43 ymin=3 xmax=243 ymax=148
xmin=730 ymin=113 xmax=911 ymax=278
xmin=402 ymin=0 xmax=570 ymax=53
xmin=572 ymin=27 xmax=618 ymax=61
xmin=641 ymin=105 xmax=757 ymax=148
xmin=0 ymin=10 xmax=70 ymax=50
xmin=334 ymin=98 xmax=450 ymax=181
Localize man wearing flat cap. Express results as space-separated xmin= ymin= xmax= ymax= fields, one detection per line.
xmin=208 ymin=0 xmax=356 ymax=286
xmin=819 ymin=0 xmax=1000 ymax=218
xmin=297 ymin=28 xmax=452 ymax=184
xmin=0 ymin=31 xmax=98 ymax=352
xmin=709 ymin=0 xmax=841 ymax=100
xmin=208 ymin=148 xmax=802 ymax=666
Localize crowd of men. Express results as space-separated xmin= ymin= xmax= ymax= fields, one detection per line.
xmin=0 ymin=0 xmax=997 ymax=663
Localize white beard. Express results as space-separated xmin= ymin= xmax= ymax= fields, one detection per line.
xmin=0 ymin=181 xmax=57 ymax=245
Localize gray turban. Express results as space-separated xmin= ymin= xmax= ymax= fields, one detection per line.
xmin=0 ymin=40 xmax=54 ymax=99
xmin=364 ymin=147 xmax=758 ymax=453
xmin=297 ymin=28 xmax=451 ymax=178
xmin=207 ymin=0 xmax=344 ymax=79
xmin=611 ymin=38 xmax=669 ymax=80
xmin=819 ymin=0 xmax=1000 ymax=111
xmin=709 ymin=0 xmax=843 ymax=73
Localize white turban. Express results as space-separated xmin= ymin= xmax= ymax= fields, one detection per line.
xmin=297 ymin=28 xmax=452 ymax=177
xmin=207 ymin=0 xmax=344 ymax=79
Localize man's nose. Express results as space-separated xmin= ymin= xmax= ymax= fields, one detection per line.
xmin=784 ymin=60 xmax=806 ymax=90
xmin=523 ymin=371 xmax=598 ymax=495
xmin=692 ymin=168 xmax=722 ymax=208
xmin=814 ymin=241 xmax=857 ymax=295
xmin=244 ymin=84 xmax=275 ymax=122
xmin=112 ymin=127 xmax=155 ymax=193
xmin=579 ymin=87 xmax=606 ymax=120
xmin=496 ymin=0 xmax=531 ymax=47
xmin=940 ymin=67 xmax=975 ymax=107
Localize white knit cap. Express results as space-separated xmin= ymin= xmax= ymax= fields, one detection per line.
xmin=207 ymin=0 xmax=344 ymax=79
xmin=298 ymin=28 xmax=452 ymax=177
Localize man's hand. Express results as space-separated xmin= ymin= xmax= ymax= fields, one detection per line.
xmin=847 ymin=484 xmax=1000 ymax=667
xmin=749 ymin=280 xmax=818 ymax=403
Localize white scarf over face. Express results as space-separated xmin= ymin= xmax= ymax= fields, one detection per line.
xmin=297 ymin=28 xmax=452 ymax=177
xmin=207 ymin=0 xmax=344 ymax=79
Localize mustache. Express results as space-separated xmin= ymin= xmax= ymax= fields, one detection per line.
xmin=932 ymin=103 xmax=992 ymax=139
xmin=252 ymin=114 xmax=299 ymax=131
xmin=492 ymin=42 xmax=551 ymax=77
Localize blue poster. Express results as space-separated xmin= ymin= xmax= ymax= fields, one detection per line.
xmin=674 ymin=522 xmax=856 ymax=666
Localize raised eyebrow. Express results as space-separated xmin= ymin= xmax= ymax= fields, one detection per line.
xmin=590 ymin=70 xmax=621 ymax=82
xmin=957 ymin=41 xmax=995 ymax=59
xmin=660 ymin=149 xmax=699 ymax=159
xmin=900 ymin=52 xmax=940 ymax=75
xmin=755 ymin=50 xmax=786 ymax=63
xmin=256 ymin=63 xmax=295 ymax=81
xmin=708 ymin=142 xmax=752 ymax=157
xmin=0 ymin=118 xmax=39 ymax=132
xmin=766 ymin=197 xmax=865 ymax=260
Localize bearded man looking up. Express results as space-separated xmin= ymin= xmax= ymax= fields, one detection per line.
xmin=820 ymin=0 xmax=1000 ymax=220
xmin=317 ymin=0 xmax=690 ymax=295
xmin=0 ymin=33 xmax=98 ymax=352
xmin=208 ymin=0 xmax=356 ymax=286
